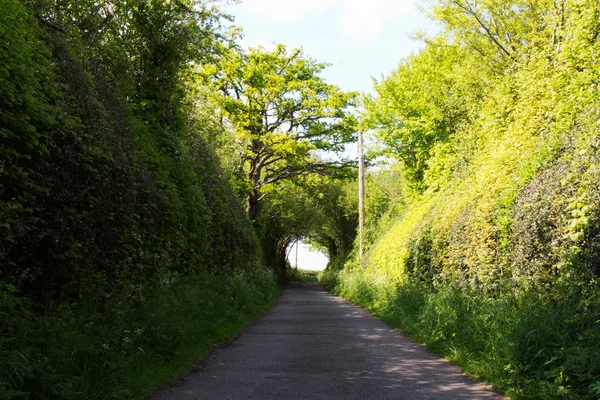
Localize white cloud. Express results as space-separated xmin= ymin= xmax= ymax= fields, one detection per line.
xmin=239 ymin=0 xmax=338 ymax=22
xmin=236 ymin=0 xmax=417 ymax=41
xmin=337 ymin=0 xmax=416 ymax=39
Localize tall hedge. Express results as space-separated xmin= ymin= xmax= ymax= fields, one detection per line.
xmin=0 ymin=0 xmax=259 ymax=303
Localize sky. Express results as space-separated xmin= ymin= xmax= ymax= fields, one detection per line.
xmin=287 ymin=241 xmax=329 ymax=271
xmin=223 ymin=0 xmax=438 ymax=270
xmin=224 ymin=0 xmax=439 ymax=94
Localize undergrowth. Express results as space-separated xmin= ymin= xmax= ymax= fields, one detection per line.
xmin=284 ymin=269 xmax=320 ymax=283
xmin=0 ymin=265 xmax=278 ymax=400
xmin=321 ymin=271 xmax=600 ymax=399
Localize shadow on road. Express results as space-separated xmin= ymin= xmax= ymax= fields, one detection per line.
xmin=153 ymin=283 xmax=505 ymax=399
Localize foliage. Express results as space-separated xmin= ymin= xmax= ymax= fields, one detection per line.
xmin=364 ymin=40 xmax=484 ymax=187
xmin=361 ymin=167 xmax=408 ymax=250
xmin=257 ymin=183 xmax=321 ymax=273
xmin=256 ymin=175 xmax=359 ymax=274
xmin=0 ymin=0 xmax=258 ymax=299
xmin=303 ymin=177 xmax=358 ymax=261
xmin=284 ymin=268 xmax=319 ymax=283
xmin=330 ymin=0 xmax=600 ymax=398
xmin=322 ymin=271 xmax=600 ymax=399
xmin=0 ymin=0 xmax=54 ymax=284
xmin=200 ymin=44 xmax=359 ymax=219
xmin=0 ymin=0 xmax=277 ymax=398
xmin=0 ymin=266 xmax=278 ymax=400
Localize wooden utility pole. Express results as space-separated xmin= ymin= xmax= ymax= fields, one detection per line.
xmin=358 ymin=131 xmax=365 ymax=266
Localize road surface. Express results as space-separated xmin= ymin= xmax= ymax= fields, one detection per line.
xmin=152 ymin=283 xmax=504 ymax=399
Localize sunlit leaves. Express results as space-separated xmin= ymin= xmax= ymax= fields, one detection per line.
xmin=364 ymin=38 xmax=483 ymax=188
xmin=334 ymin=1 xmax=600 ymax=396
xmin=200 ymin=44 xmax=358 ymax=218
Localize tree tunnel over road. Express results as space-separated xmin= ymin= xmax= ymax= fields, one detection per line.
xmin=259 ymin=178 xmax=358 ymax=274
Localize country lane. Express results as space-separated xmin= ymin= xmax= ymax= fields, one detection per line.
xmin=152 ymin=283 xmax=505 ymax=400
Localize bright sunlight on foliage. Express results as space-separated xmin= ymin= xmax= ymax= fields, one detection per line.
xmin=324 ymin=1 xmax=600 ymax=398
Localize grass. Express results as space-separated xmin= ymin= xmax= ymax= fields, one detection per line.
xmin=0 ymin=265 xmax=279 ymax=400
xmin=321 ymin=270 xmax=600 ymax=399
xmin=284 ymin=268 xmax=320 ymax=283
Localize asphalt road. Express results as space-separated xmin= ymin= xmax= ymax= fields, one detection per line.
xmin=152 ymin=283 xmax=504 ymax=400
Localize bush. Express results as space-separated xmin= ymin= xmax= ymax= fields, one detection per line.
xmin=322 ymin=271 xmax=600 ymax=399
xmin=0 ymin=266 xmax=278 ymax=400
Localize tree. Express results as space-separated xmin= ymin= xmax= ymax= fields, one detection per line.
xmin=305 ymin=177 xmax=358 ymax=262
xmin=258 ymin=184 xmax=320 ymax=272
xmin=431 ymin=0 xmax=537 ymax=69
xmin=201 ymin=44 xmax=358 ymax=220
xmin=363 ymin=39 xmax=482 ymax=188
xmin=0 ymin=0 xmax=254 ymax=297
xmin=256 ymin=175 xmax=358 ymax=273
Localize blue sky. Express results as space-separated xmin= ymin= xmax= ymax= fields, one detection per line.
xmin=223 ymin=1 xmax=438 ymax=269
xmin=224 ymin=0 xmax=439 ymax=94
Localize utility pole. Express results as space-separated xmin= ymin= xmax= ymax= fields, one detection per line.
xmin=295 ymin=238 xmax=299 ymax=270
xmin=358 ymin=131 xmax=365 ymax=266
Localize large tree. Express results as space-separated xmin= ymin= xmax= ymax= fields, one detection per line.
xmin=201 ymin=44 xmax=358 ymax=220
xmin=363 ymin=39 xmax=484 ymax=188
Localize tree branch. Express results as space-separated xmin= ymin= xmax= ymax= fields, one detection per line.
xmin=35 ymin=15 xmax=67 ymax=34
xmin=261 ymin=161 xmax=355 ymax=187
xmin=453 ymin=0 xmax=516 ymax=61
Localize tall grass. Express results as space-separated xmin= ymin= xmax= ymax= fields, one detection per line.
xmin=0 ymin=265 xmax=278 ymax=400
xmin=321 ymin=270 xmax=600 ymax=399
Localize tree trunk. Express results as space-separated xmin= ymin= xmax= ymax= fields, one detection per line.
xmin=246 ymin=190 xmax=260 ymax=221
xmin=328 ymin=238 xmax=339 ymax=260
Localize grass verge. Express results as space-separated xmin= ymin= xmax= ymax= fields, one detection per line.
xmin=0 ymin=265 xmax=279 ymax=400
xmin=320 ymin=270 xmax=600 ymax=400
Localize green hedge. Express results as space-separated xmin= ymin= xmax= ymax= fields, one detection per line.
xmin=1 ymin=266 xmax=278 ymax=399
xmin=327 ymin=1 xmax=600 ymax=398
xmin=1 ymin=2 xmax=275 ymax=399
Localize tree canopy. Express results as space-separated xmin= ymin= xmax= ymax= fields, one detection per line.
xmin=363 ymin=40 xmax=483 ymax=187
xmin=201 ymin=44 xmax=359 ymax=219
xmin=329 ymin=1 xmax=600 ymax=398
